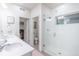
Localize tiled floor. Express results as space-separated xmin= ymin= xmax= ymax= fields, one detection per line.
xmin=32 ymin=50 xmax=44 ymax=56
xmin=32 ymin=43 xmax=50 ymax=56
xmin=32 ymin=49 xmax=49 ymax=56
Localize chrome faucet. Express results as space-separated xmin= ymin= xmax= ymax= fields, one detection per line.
xmin=0 ymin=30 xmax=7 ymax=52
xmin=0 ymin=39 xmax=7 ymax=52
xmin=0 ymin=30 xmax=9 ymax=52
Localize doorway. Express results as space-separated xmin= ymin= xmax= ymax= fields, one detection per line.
xmin=19 ymin=17 xmax=29 ymax=43
xmin=33 ymin=16 xmax=39 ymax=50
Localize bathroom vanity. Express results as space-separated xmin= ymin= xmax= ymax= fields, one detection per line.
xmin=0 ymin=34 xmax=34 ymax=56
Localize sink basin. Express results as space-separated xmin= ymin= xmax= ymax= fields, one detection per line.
xmin=3 ymin=43 xmax=23 ymax=52
xmin=0 ymin=39 xmax=7 ymax=46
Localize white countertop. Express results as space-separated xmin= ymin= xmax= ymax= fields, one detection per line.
xmin=0 ymin=34 xmax=34 ymax=56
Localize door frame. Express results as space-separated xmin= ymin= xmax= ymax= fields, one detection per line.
xmin=32 ymin=16 xmax=40 ymax=50
xmin=19 ymin=17 xmax=29 ymax=43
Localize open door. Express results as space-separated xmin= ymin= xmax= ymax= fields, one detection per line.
xmin=33 ymin=16 xmax=39 ymax=50
xmin=19 ymin=17 xmax=29 ymax=43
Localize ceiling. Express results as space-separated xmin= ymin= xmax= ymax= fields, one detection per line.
xmin=13 ymin=3 xmax=39 ymax=10
xmin=13 ymin=3 xmax=63 ymax=10
xmin=44 ymin=3 xmax=63 ymax=9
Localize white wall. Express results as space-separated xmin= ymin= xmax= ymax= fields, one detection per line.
xmin=30 ymin=4 xmax=43 ymax=51
xmin=0 ymin=4 xmax=30 ymax=37
xmin=41 ymin=4 xmax=53 ymax=53
xmin=43 ymin=3 xmax=79 ymax=56
xmin=30 ymin=4 xmax=53 ymax=52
